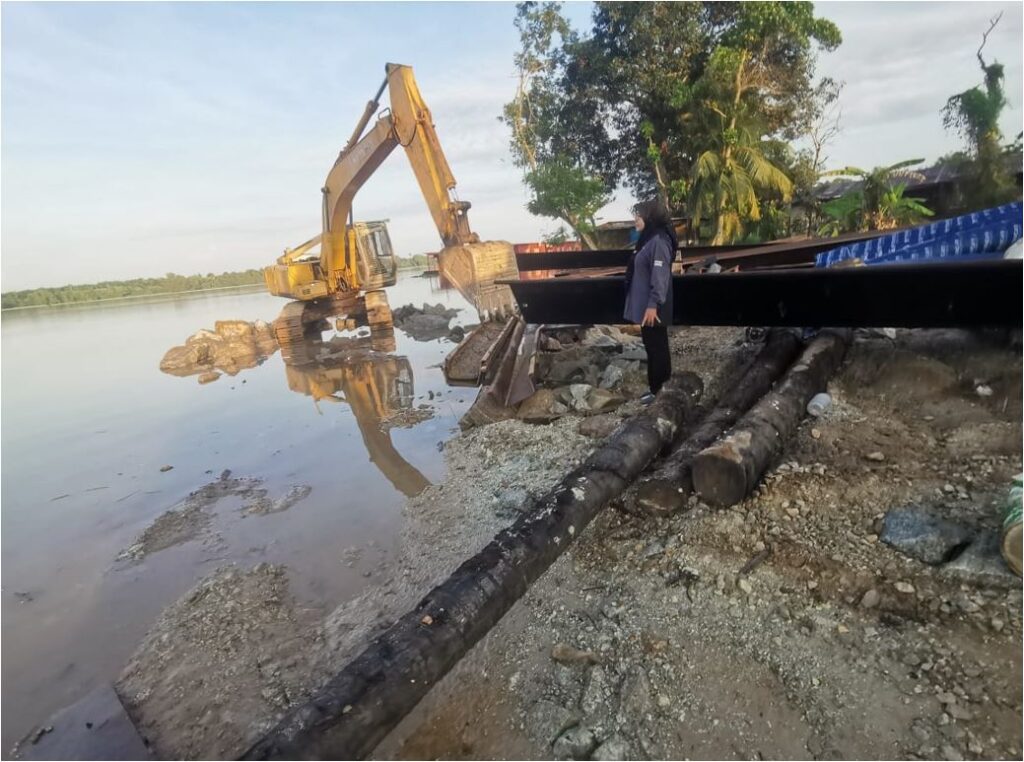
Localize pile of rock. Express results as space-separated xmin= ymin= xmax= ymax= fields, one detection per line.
xmin=392 ymin=303 xmax=466 ymax=342
xmin=159 ymin=320 xmax=279 ymax=382
xmin=517 ymin=326 xmax=648 ymax=423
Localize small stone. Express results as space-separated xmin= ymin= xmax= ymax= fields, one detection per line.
xmin=657 ymin=694 xmax=671 ymax=708
xmin=591 ymin=736 xmax=631 ymax=761
xmin=894 ymin=581 xmax=915 ymax=594
xmin=865 ymin=451 xmax=886 ymax=462
xmin=860 ymin=589 xmax=880 ymax=609
xmin=975 ymin=384 xmax=993 ymax=397
xmin=990 ymin=617 xmax=1005 ymax=632
xmin=836 ymin=624 xmax=850 ymax=634
xmin=947 ymin=703 xmax=974 ymax=721
xmin=551 ymin=644 xmax=599 ymax=665
xmin=786 ymin=507 xmax=800 ymax=518
xmin=937 ymin=691 xmax=957 ymax=704
xmin=420 ymin=614 xmax=433 ymax=626
xmin=553 ymin=725 xmax=598 ymax=760
xmin=807 ymin=580 xmax=818 ymax=590
xmin=738 ymin=579 xmax=753 ymax=595
xmin=943 ymin=484 xmax=955 ymax=494
xmin=159 ymin=465 xmax=174 ymax=472
xmin=940 ymin=743 xmax=964 ymax=761
xmin=811 ymin=428 xmax=821 ymax=440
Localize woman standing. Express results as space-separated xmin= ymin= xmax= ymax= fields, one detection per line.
xmin=624 ymin=199 xmax=676 ymax=402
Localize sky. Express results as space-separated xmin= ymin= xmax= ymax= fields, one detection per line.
xmin=1 ymin=1 xmax=1022 ymax=291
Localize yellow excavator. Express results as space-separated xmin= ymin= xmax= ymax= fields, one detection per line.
xmin=264 ymin=63 xmax=518 ymax=343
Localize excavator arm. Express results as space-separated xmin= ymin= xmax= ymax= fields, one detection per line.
xmin=314 ymin=63 xmax=479 ymax=292
xmin=268 ymin=62 xmax=517 ymax=319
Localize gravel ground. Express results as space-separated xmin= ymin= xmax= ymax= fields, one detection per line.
xmin=115 ymin=326 xmax=1023 ymax=760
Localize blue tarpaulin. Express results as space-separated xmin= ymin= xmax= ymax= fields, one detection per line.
xmin=814 ymin=201 xmax=1023 ymax=267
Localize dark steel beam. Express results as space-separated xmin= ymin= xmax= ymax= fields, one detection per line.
xmin=502 ymin=260 xmax=1022 ymax=328
xmin=514 ymin=229 xmax=894 ymax=272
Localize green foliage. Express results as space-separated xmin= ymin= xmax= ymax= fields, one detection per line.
xmin=942 ymin=15 xmax=1020 ymax=209
xmin=817 ymin=192 xmax=863 ymax=237
xmin=820 ymin=160 xmax=933 ymax=231
xmin=543 ymin=226 xmax=572 ymax=244
xmin=1 ymin=270 xmax=265 ymax=310
xmin=502 ymin=2 xmax=613 ymax=247
xmin=524 ymin=157 xmax=611 ymax=233
xmin=504 ymin=1 xmax=842 ymax=244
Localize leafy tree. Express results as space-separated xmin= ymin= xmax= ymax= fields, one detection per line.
xmin=942 ymin=13 xmax=1019 ymax=209
xmin=503 ymin=2 xmax=841 ymax=244
xmin=502 ymin=2 xmax=612 ymax=248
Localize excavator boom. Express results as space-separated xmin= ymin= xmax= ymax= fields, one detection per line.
xmin=264 ymin=62 xmax=517 ymax=320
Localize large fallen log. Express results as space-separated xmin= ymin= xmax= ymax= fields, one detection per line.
xmin=634 ymin=329 xmax=803 ymax=516
xmin=692 ymin=329 xmax=851 ymax=507
xmin=243 ymin=372 xmax=704 ymax=760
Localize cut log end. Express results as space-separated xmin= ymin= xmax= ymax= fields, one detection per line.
xmin=691 ymin=445 xmax=749 ymax=508
xmin=634 ymin=474 xmax=691 ymax=516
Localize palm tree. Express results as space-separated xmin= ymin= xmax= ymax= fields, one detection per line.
xmin=820 ymin=159 xmax=933 ymax=231
xmin=688 ymin=126 xmax=794 ymax=245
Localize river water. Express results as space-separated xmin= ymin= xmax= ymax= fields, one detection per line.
xmin=0 ymin=272 xmax=474 ymax=749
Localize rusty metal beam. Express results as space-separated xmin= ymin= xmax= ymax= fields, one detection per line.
xmin=502 ymin=260 xmax=1022 ymax=328
xmin=514 ymin=229 xmax=896 ymax=272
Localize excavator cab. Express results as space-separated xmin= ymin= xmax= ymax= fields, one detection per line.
xmin=352 ymin=220 xmax=398 ymax=291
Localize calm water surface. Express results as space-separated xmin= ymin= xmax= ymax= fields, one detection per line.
xmin=1 ymin=272 xmax=474 ymax=749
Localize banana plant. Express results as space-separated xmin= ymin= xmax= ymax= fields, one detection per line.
xmin=818 ymin=159 xmax=934 ymax=232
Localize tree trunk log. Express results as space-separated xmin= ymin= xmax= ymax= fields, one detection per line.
xmin=242 ymin=372 xmax=704 ymax=761
xmin=691 ymin=329 xmax=852 ymax=508
xmin=634 ymin=329 xmax=803 ymax=516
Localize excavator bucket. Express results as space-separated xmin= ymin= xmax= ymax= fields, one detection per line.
xmin=438 ymin=241 xmax=519 ymax=321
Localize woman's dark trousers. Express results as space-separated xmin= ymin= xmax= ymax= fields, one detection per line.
xmin=641 ymin=325 xmax=671 ymax=394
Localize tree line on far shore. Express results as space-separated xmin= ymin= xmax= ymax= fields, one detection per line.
xmin=2 ymin=254 xmax=431 ymax=309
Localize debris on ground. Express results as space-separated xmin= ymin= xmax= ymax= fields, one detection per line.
xmin=392 ymin=303 xmax=464 ymax=342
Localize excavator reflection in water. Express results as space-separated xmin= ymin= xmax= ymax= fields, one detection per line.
xmin=281 ymin=328 xmax=430 ymax=498
xmin=159 ymin=318 xmax=430 ymax=498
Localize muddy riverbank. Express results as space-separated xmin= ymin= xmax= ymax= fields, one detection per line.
xmin=104 ymin=325 xmax=1022 ymax=760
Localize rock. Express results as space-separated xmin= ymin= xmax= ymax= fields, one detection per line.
xmin=880 ymin=508 xmax=976 ymax=566
xmin=197 ymin=371 xmax=221 ymax=385
xmin=159 ymin=465 xmax=174 ymax=473
xmin=581 ymin=666 xmax=611 ymax=716
xmin=946 ymin=702 xmax=974 ymax=721
xmin=551 ymin=644 xmax=599 ymax=665
xmin=620 ymin=344 xmax=648 ymax=362
xmin=975 ymin=384 xmax=993 ymax=397
xmin=518 ymin=389 xmax=560 ymax=423
xmin=942 ymin=530 xmax=1018 ymax=583
xmin=894 ymin=581 xmax=916 ymax=594
xmin=395 ymin=313 xmax=452 ymax=341
xmin=540 ymin=335 xmax=563 ymax=352
xmin=591 ymin=735 xmax=632 ymax=761
xmin=598 ymin=364 xmax=625 ymax=390
xmin=737 ymin=578 xmax=753 ymax=595
xmin=860 ymin=589 xmax=880 ymax=609
xmin=577 ymin=414 xmax=620 ymax=439
xmin=940 ymin=743 xmax=964 ymax=761
xmin=553 ymin=725 xmax=598 ymax=760
xmin=811 ymin=428 xmax=821 ymax=440
xmin=567 ymin=384 xmax=594 ymax=412
xmin=528 ymin=700 xmax=580 ymax=745
xmin=585 ymin=388 xmax=625 ymax=414
xmin=865 ymin=451 xmax=886 ymax=462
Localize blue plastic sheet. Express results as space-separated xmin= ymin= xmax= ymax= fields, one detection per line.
xmin=814 ymin=201 xmax=1024 ymax=267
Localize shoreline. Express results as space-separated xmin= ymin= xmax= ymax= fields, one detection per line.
xmin=0 ymin=268 xmax=430 ymax=313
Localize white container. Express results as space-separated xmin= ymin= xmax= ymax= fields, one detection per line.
xmin=807 ymin=392 xmax=832 ymax=417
